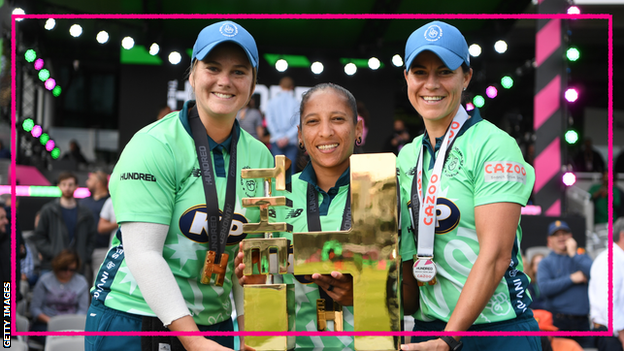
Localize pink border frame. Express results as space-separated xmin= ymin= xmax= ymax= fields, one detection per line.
xmin=9 ymin=13 xmax=613 ymax=340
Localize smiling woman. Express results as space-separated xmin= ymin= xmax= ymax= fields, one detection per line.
xmin=84 ymin=21 xmax=273 ymax=351
xmin=398 ymin=21 xmax=540 ymax=351
xmin=234 ymin=82 xmax=363 ymax=349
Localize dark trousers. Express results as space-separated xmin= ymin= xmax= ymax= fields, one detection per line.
xmin=141 ymin=316 xmax=234 ymax=351
xmin=552 ymin=312 xmax=594 ymax=348
xmin=594 ymin=325 xmax=623 ymax=351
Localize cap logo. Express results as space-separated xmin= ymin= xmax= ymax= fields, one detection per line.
xmin=220 ymin=23 xmax=238 ymax=38
xmin=424 ymin=25 xmax=443 ymax=42
xmin=555 ymin=220 xmax=561 ymax=226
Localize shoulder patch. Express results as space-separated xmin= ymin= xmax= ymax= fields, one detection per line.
xmin=483 ymin=161 xmax=527 ymax=184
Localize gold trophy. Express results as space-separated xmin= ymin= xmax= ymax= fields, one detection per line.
xmin=292 ymin=153 xmax=400 ymax=350
xmin=241 ymin=155 xmax=296 ymax=350
xmin=241 ymin=153 xmax=400 ymax=351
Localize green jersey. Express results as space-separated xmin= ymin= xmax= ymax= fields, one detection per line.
xmin=92 ymin=101 xmax=273 ymax=326
xmin=398 ymin=108 xmax=535 ymax=324
xmin=274 ymin=163 xmax=354 ymax=350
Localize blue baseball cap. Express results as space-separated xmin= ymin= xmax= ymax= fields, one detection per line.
xmin=548 ymin=220 xmax=571 ymax=236
xmin=404 ymin=21 xmax=470 ymax=71
xmin=191 ymin=21 xmax=259 ymax=69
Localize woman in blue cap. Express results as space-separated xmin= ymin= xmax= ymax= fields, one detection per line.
xmin=84 ymin=21 xmax=272 ymax=351
xmin=398 ymin=21 xmax=541 ymax=350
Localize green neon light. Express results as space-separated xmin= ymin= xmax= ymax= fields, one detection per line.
xmin=29 ymin=186 xmax=61 ymax=197
xmin=51 ymin=147 xmax=61 ymax=159
xmin=25 ymin=49 xmax=37 ymax=63
xmin=473 ymin=95 xmax=485 ymax=108
xmin=38 ymin=69 xmax=50 ymax=81
xmin=22 ymin=118 xmax=34 ymax=132
xmin=40 ymin=133 xmax=49 ymax=145
xmin=501 ymin=76 xmax=514 ymax=89
xmin=120 ymin=45 xmax=163 ymax=65
xmin=264 ymin=54 xmax=311 ymax=68
xmin=52 ymin=86 xmax=61 ymax=97
xmin=566 ymin=47 xmax=580 ymax=62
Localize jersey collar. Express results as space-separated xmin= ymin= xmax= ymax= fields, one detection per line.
xmin=299 ymin=162 xmax=350 ymax=193
xmin=179 ymin=100 xmax=241 ymax=152
xmin=422 ymin=106 xmax=483 ymax=169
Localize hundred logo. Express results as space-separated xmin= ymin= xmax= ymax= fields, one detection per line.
xmin=119 ymin=172 xmax=157 ymax=182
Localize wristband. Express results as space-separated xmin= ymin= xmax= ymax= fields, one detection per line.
xmin=439 ymin=335 xmax=463 ymax=351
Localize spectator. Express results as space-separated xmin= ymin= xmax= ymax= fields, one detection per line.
xmin=265 ymin=76 xmax=300 ymax=174
xmin=236 ymin=94 xmax=265 ymax=141
xmin=156 ymin=105 xmax=172 ymax=120
xmin=537 ymin=220 xmax=594 ymax=348
xmin=81 ymin=171 xmax=110 ymax=281
xmin=21 ymin=211 xmax=42 ymax=288
xmin=62 ymin=140 xmax=88 ymax=165
xmin=0 ymin=139 xmax=10 ymax=159
xmin=533 ymin=309 xmax=583 ymax=351
xmin=383 ymin=119 xmax=410 ymax=156
xmin=527 ymin=253 xmax=548 ymax=310
xmin=32 ymin=172 xmax=96 ymax=276
xmin=589 ymin=217 xmax=624 ymax=351
xmin=97 ymin=197 xmax=117 ymax=249
xmin=355 ymin=100 xmax=369 ymax=153
xmin=29 ymin=249 xmax=89 ymax=344
xmin=573 ymin=138 xmax=605 ymax=173
xmin=589 ymin=170 xmax=624 ymax=224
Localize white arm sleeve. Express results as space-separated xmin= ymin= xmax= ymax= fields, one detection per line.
xmin=121 ymin=222 xmax=190 ymax=326
xmin=232 ymin=276 xmax=245 ymax=317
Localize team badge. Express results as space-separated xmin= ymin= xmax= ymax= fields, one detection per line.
xmin=220 ymin=22 xmax=238 ymax=37
xmin=240 ymin=166 xmax=257 ymax=197
xmin=424 ymin=25 xmax=443 ymax=42
xmin=443 ymin=147 xmax=464 ymax=178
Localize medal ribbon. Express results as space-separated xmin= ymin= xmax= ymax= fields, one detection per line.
xmin=411 ymin=106 xmax=469 ymax=258
xmin=189 ymin=105 xmax=239 ymax=264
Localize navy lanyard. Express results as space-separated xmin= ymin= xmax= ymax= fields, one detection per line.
xmin=189 ymin=106 xmax=239 ymax=264
xmin=306 ymin=182 xmax=351 ymax=233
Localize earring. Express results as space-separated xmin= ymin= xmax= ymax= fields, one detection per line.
xmin=463 ymin=87 xmax=467 ymax=91
xmin=299 ymin=142 xmax=305 ymax=150
xmin=355 ymin=137 xmax=362 ymax=146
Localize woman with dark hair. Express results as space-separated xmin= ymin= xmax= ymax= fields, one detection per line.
xmin=236 ymin=82 xmax=363 ymax=349
xmin=30 ymin=249 xmax=89 ymax=341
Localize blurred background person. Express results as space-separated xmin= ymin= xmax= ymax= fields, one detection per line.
xmin=81 ymin=171 xmax=110 ymax=282
xmin=589 ymin=170 xmax=624 ymax=225
xmin=157 ymin=105 xmax=172 ymax=120
xmin=266 ymin=76 xmax=300 ymax=174
xmin=236 ymin=94 xmax=265 ymax=141
xmin=526 ymin=253 xmax=548 ymax=310
xmin=383 ymin=119 xmax=410 ymax=156
xmin=61 ymin=139 xmax=89 ymax=166
xmin=32 ymin=172 xmax=96 ymax=277
xmin=573 ymin=138 xmax=605 ymax=173
xmin=355 ymin=100 xmax=369 ymax=153
xmin=29 ymin=249 xmax=89 ymax=344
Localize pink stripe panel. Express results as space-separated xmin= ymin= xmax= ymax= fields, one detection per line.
xmin=536 ymin=18 xmax=561 ymax=67
xmin=545 ymin=199 xmax=561 ymax=216
xmin=534 ymin=138 xmax=561 ymax=193
xmin=534 ymin=75 xmax=561 ymax=131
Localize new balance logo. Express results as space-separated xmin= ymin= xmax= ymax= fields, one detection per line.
xmin=285 ymin=209 xmax=303 ymax=219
